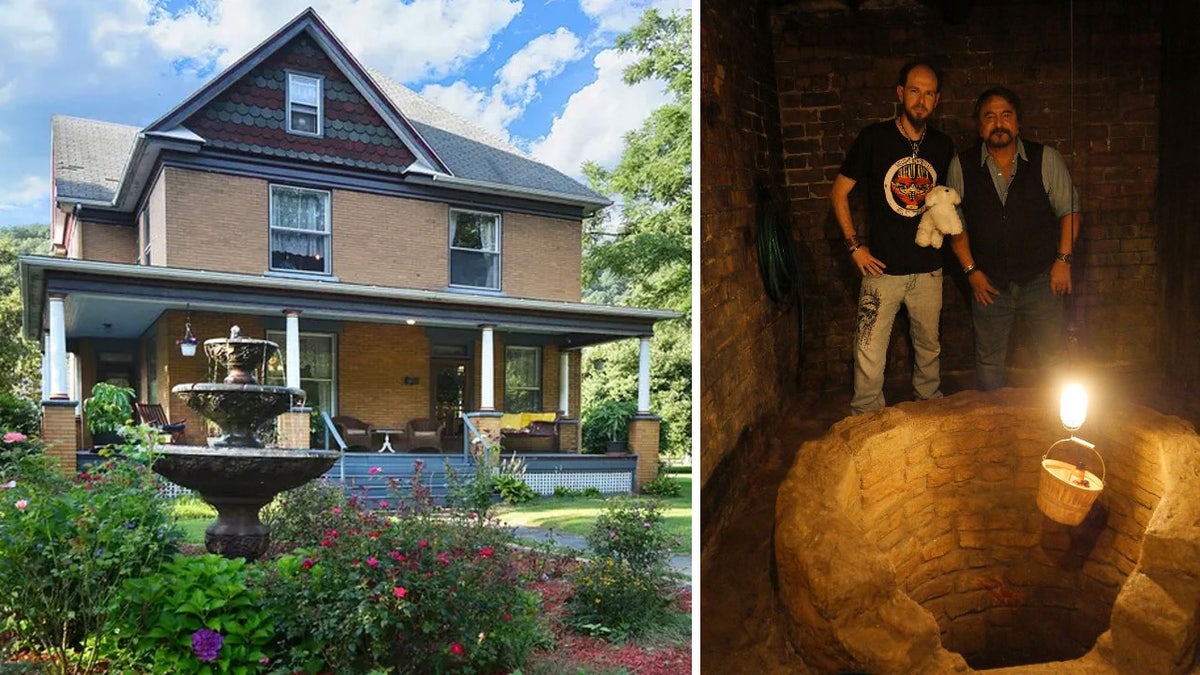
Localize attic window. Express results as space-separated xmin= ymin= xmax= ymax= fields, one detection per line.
xmin=286 ymin=72 xmax=323 ymax=136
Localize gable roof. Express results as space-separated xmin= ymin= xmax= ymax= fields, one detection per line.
xmin=51 ymin=7 xmax=607 ymax=215
xmin=52 ymin=116 xmax=140 ymax=204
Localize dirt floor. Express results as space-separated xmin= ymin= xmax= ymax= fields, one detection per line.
xmin=699 ymin=370 xmax=1200 ymax=674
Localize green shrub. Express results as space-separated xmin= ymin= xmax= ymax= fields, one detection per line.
xmin=566 ymin=557 xmax=672 ymax=641
xmin=552 ymin=485 xmax=602 ymax=498
xmin=101 ymin=554 xmax=275 ymax=672
xmin=641 ymin=475 xmax=683 ymax=497
xmin=0 ymin=454 xmax=181 ymax=673
xmin=585 ymin=499 xmax=675 ymax=573
xmin=494 ymin=474 xmax=537 ymax=505
xmin=261 ymin=478 xmax=348 ymax=549
xmin=0 ymin=393 xmax=39 ymax=437
xmin=262 ymin=502 xmax=545 ymax=674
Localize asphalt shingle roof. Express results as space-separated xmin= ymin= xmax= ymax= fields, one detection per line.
xmin=50 ymin=66 xmax=605 ymax=208
xmin=52 ymin=116 xmax=140 ymax=203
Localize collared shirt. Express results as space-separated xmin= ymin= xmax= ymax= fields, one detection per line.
xmin=947 ymin=138 xmax=1079 ymax=218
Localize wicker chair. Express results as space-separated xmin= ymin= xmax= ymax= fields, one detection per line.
xmin=331 ymin=415 xmax=375 ymax=451
xmin=406 ymin=417 xmax=445 ymax=451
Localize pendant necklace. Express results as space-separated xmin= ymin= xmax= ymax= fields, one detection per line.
xmin=896 ymin=117 xmax=926 ymax=165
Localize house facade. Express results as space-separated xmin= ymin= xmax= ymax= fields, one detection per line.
xmin=20 ymin=8 xmax=674 ymax=489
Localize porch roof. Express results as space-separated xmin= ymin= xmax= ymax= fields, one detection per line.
xmin=19 ymin=255 xmax=678 ymax=348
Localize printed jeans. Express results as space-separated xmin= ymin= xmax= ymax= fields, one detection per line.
xmin=852 ymin=270 xmax=944 ymax=415
xmin=972 ymin=271 xmax=1066 ymax=391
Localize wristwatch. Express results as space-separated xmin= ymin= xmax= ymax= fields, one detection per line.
xmin=1055 ymin=252 xmax=1073 ymax=264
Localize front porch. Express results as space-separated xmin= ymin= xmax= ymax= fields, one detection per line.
xmin=24 ymin=256 xmax=674 ymax=491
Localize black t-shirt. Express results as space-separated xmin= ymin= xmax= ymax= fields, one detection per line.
xmin=839 ymin=120 xmax=955 ymax=274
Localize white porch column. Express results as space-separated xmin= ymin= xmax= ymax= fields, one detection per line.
xmin=559 ymin=351 xmax=570 ymax=415
xmin=284 ymin=309 xmax=301 ymax=390
xmin=480 ymin=324 xmax=495 ymax=411
xmin=41 ymin=332 xmax=51 ymax=401
xmin=48 ymin=294 xmax=69 ymax=400
xmin=637 ymin=335 xmax=652 ymax=414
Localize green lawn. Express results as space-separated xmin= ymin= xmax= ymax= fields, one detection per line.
xmin=495 ymin=475 xmax=692 ymax=553
xmin=171 ymin=474 xmax=695 ymax=553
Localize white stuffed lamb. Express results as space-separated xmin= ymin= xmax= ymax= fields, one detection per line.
xmin=914 ymin=185 xmax=963 ymax=249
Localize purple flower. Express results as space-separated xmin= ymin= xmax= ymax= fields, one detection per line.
xmin=191 ymin=628 xmax=223 ymax=662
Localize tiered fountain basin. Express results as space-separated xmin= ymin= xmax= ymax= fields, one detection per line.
xmin=774 ymin=388 xmax=1200 ymax=674
xmin=153 ymin=330 xmax=338 ymax=560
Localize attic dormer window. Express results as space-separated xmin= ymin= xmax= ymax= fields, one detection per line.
xmin=286 ymin=72 xmax=323 ymax=136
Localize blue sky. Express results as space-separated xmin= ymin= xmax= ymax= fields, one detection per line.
xmin=0 ymin=0 xmax=689 ymax=227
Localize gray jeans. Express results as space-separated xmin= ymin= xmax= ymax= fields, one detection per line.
xmin=852 ymin=270 xmax=944 ymax=414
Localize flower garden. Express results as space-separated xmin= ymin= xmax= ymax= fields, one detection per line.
xmin=0 ymin=425 xmax=691 ymax=674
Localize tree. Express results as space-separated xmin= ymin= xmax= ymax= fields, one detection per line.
xmin=0 ymin=225 xmax=50 ymax=398
xmin=581 ymin=9 xmax=692 ymax=458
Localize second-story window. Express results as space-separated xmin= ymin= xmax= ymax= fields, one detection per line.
xmin=449 ymin=209 xmax=501 ymax=290
xmin=270 ymin=185 xmax=331 ymax=274
xmin=286 ymin=72 xmax=322 ymax=136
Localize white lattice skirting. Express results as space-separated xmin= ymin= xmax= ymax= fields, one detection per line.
xmin=523 ymin=471 xmax=631 ymax=496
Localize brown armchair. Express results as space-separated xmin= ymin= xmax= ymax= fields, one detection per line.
xmin=406 ymin=417 xmax=445 ymax=451
xmin=331 ymin=415 xmax=375 ymax=451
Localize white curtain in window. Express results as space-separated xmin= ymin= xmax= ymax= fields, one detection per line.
xmin=274 ymin=189 xmax=327 ymax=232
xmin=272 ymin=231 xmax=325 ymax=257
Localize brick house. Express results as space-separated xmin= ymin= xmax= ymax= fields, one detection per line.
xmin=19 ymin=8 xmax=674 ymax=490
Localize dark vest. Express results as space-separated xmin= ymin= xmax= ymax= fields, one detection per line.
xmin=958 ymin=141 xmax=1059 ymax=285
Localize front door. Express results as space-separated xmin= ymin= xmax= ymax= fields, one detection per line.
xmin=432 ymin=359 xmax=470 ymax=441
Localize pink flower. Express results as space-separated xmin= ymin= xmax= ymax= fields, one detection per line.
xmin=259 ymin=657 xmax=270 ymax=665
xmin=478 ymin=547 xmax=494 ymax=558
xmin=301 ymin=558 xmax=314 ymax=570
xmin=331 ymin=507 xmax=341 ymax=515
xmin=418 ymin=540 xmax=429 ymax=549
xmin=393 ymin=586 xmax=407 ymax=598
xmin=0 ymin=480 xmax=15 ymax=490
xmin=3 ymin=432 xmax=26 ymax=443
xmin=367 ymin=556 xmax=379 ymax=567
xmin=378 ymin=500 xmax=389 ymax=509
xmin=14 ymin=499 xmax=28 ymax=512
xmin=320 ymin=538 xmax=332 ymax=548
xmin=450 ymin=642 xmax=464 ymax=656
xmin=503 ymin=612 xmax=511 ymax=621
xmin=368 ymin=466 xmax=382 ymax=475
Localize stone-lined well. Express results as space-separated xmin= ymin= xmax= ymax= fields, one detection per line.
xmin=774 ymin=389 xmax=1200 ymax=674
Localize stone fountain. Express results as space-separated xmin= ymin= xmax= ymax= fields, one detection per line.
xmin=152 ymin=326 xmax=339 ymax=560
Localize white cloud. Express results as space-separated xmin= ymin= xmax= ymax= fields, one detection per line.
xmin=91 ymin=0 xmax=523 ymax=82
xmin=0 ymin=175 xmax=49 ymax=211
xmin=0 ymin=79 xmax=14 ymax=108
xmin=529 ymin=47 xmax=665 ymax=180
xmin=496 ymin=27 xmax=583 ymax=103
xmin=577 ymin=0 xmax=689 ymax=34
xmin=0 ymin=0 xmax=57 ymax=57
xmin=419 ymin=81 xmax=521 ymax=144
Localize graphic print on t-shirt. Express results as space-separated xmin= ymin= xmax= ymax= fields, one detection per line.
xmin=884 ymin=157 xmax=937 ymax=217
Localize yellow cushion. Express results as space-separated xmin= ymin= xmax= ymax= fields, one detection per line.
xmin=500 ymin=413 xmax=524 ymax=430
xmin=526 ymin=411 xmax=557 ymax=424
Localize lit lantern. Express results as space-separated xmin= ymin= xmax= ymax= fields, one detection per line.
xmin=1060 ymin=383 xmax=1088 ymax=432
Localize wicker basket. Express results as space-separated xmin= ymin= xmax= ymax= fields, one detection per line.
xmin=1037 ymin=439 xmax=1105 ymax=526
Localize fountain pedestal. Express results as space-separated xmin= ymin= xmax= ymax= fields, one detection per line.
xmin=155 ymin=327 xmax=339 ymax=560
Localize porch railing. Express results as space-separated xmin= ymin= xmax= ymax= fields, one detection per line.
xmin=460 ymin=413 xmax=498 ymax=458
xmin=318 ymin=411 xmax=349 ymax=482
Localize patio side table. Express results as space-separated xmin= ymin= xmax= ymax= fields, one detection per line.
xmin=373 ymin=429 xmax=407 ymax=453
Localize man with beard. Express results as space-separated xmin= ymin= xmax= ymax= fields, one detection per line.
xmin=947 ymin=86 xmax=1082 ymax=390
xmin=831 ymin=61 xmax=955 ymax=415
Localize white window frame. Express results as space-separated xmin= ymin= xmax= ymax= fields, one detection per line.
xmin=266 ymin=330 xmax=338 ymax=416
xmin=285 ymin=71 xmax=323 ymax=137
xmin=141 ymin=209 xmax=151 ymax=265
xmin=269 ymin=184 xmax=332 ymax=275
xmin=504 ymin=345 xmax=542 ymax=412
xmin=448 ymin=208 xmax=502 ymax=291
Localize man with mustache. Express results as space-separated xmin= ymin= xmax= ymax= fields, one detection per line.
xmin=947 ymin=86 xmax=1082 ymax=390
xmin=831 ymin=61 xmax=956 ymax=415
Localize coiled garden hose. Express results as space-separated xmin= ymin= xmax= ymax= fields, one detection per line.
xmin=755 ymin=203 xmax=805 ymax=353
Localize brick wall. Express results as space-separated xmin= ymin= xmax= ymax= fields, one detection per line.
xmin=158 ymin=166 xmax=582 ymax=301
xmin=769 ymin=0 xmax=1162 ymax=390
xmin=79 ymin=221 xmax=136 ymax=263
xmin=699 ymin=0 xmax=794 ymax=491
xmin=702 ymin=0 xmax=1167 ymax=496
